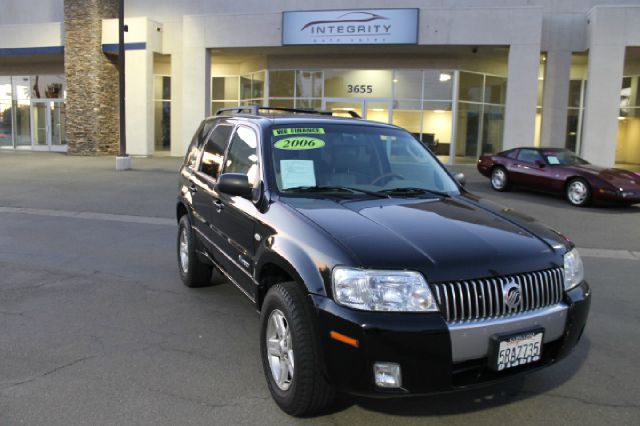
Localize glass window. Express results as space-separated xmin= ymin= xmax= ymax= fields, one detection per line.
xmin=12 ymin=76 xmax=31 ymax=100
xmin=423 ymin=70 xmax=452 ymax=100
xmin=422 ymin=101 xmax=453 ymax=156
xmin=296 ymin=71 xmax=322 ymax=98
xmin=154 ymin=76 xmax=171 ymax=100
xmin=14 ymin=100 xmax=31 ymax=146
xmin=458 ymin=72 xmax=484 ymax=103
xmin=392 ymin=100 xmax=421 ymax=137
xmin=154 ymin=101 xmax=171 ymax=151
xmin=0 ymin=101 xmax=12 ymax=146
xmin=32 ymin=75 xmax=65 ymax=99
xmin=565 ymin=108 xmax=580 ymax=152
xmin=568 ymin=80 xmax=582 ymax=108
xmin=324 ymin=70 xmax=392 ymax=98
xmin=455 ymin=102 xmax=482 ymax=160
xmin=185 ymin=121 xmax=205 ymax=168
xmin=224 ymin=126 xmax=259 ymax=186
xmin=482 ymin=104 xmax=504 ymax=154
xmin=296 ymin=99 xmax=321 ymax=110
xmin=516 ymin=149 xmax=543 ymax=164
xmin=394 ymin=70 xmax=422 ymax=100
xmin=212 ymin=76 xmax=239 ymax=101
xmin=269 ymin=99 xmax=295 ymax=109
xmin=212 ymin=101 xmax=240 ymax=115
xmin=252 ymin=71 xmax=265 ymax=99
xmin=240 ymin=75 xmax=252 ymax=100
xmin=200 ymin=124 xmax=233 ymax=178
xmin=0 ymin=76 xmax=11 ymax=101
xmin=269 ymin=70 xmax=295 ymax=97
xmin=484 ymin=76 xmax=506 ymax=104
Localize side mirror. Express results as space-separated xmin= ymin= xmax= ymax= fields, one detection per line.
xmin=215 ymin=173 xmax=253 ymax=199
xmin=453 ymin=172 xmax=466 ymax=187
xmin=535 ymin=160 xmax=546 ymax=168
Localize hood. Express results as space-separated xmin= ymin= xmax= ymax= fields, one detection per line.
xmin=283 ymin=195 xmax=563 ymax=282
xmin=574 ymin=164 xmax=640 ymax=189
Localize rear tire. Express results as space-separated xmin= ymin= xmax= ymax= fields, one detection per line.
xmin=177 ymin=215 xmax=213 ymax=287
xmin=490 ymin=166 xmax=510 ymax=191
xmin=566 ymin=178 xmax=591 ymax=207
xmin=260 ymin=282 xmax=335 ymax=416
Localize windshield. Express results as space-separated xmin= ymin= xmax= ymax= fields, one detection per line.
xmin=270 ymin=124 xmax=460 ymax=196
xmin=541 ymin=150 xmax=589 ymax=166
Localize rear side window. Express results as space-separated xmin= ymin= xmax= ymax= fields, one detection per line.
xmin=224 ymin=126 xmax=259 ymax=186
xmin=517 ymin=149 xmax=543 ymax=164
xmin=184 ymin=122 xmax=205 ymax=169
xmin=504 ymin=149 xmax=518 ymax=159
xmin=200 ymin=124 xmax=233 ymax=178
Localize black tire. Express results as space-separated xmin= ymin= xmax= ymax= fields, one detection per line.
xmin=177 ymin=215 xmax=213 ymax=287
xmin=490 ymin=166 xmax=510 ymax=192
xmin=260 ymin=282 xmax=335 ymax=416
xmin=566 ymin=178 xmax=591 ymax=207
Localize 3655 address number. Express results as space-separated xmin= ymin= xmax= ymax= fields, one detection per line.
xmin=347 ymin=84 xmax=373 ymax=94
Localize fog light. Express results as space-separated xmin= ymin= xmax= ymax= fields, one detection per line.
xmin=373 ymin=362 xmax=402 ymax=388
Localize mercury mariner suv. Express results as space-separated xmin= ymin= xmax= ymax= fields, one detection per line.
xmin=175 ymin=106 xmax=591 ymax=416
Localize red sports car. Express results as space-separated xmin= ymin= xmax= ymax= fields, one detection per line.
xmin=477 ymin=147 xmax=640 ymax=206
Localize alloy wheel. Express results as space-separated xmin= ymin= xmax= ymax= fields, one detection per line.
xmin=266 ymin=309 xmax=294 ymax=391
xmin=179 ymin=227 xmax=189 ymax=273
xmin=568 ymin=180 xmax=588 ymax=205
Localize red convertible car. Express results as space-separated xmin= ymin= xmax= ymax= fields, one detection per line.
xmin=477 ymin=147 xmax=640 ymax=206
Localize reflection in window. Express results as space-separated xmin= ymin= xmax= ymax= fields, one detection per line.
xmin=201 ymin=125 xmax=233 ymax=178
xmin=269 ymin=70 xmax=295 ymax=97
xmin=458 ymin=72 xmax=484 ymax=103
xmin=225 ymin=126 xmax=259 ymax=186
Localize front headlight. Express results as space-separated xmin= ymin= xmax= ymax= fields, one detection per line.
xmin=563 ymin=248 xmax=584 ymax=291
xmin=332 ymin=267 xmax=439 ymax=312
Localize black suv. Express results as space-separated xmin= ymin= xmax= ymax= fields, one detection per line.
xmin=176 ymin=106 xmax=590 ymax=416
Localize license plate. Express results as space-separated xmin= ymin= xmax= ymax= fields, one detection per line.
xmin=491 ymin=329 xmax=543 ymax=371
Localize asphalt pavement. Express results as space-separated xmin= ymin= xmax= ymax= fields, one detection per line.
xmin=0 ymin=151 xmax=639 ymax=425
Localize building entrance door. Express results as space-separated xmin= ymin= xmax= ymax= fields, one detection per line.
xmin=323 ymin=98 xmax=392 ymax=123
xmin=31 ymin=100 xmax=66 ymax=152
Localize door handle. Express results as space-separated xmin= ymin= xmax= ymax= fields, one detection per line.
xmin=214 ymin=199 xmax=225 ymax=213
xmin=188 ymin=182 xmax=197 ymax=194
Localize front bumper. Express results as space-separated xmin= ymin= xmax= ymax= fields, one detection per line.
xmin=593 ymin=189 xmax=640 ymax=204
xmin=310 ymin=281 xmax=590 ymax=397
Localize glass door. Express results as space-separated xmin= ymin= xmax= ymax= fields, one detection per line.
xmin=31 ymin=100 xmax=66 ymax=151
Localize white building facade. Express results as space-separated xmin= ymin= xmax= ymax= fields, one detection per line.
xmin=0 ymin=0 xmax=639 ymax=167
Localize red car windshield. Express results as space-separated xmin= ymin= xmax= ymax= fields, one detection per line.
xmin=542 ymin=151 xmax=589 ymax=166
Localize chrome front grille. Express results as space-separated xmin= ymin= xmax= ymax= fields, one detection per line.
xmin=431 ymin=268 xmax=564 ymax=323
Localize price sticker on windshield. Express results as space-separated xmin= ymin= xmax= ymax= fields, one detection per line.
xmin=274 ymin=137 xmax=325 ymax=150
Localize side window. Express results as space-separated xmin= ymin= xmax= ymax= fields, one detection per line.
xmin=224 ymin=126 xmax=259 ymax=186
xmin=200 ymin=124 xmax=233 ymax=178
xmin=184 ymin=122 xmax=205 ymax=169
xmin=517 ymin=149 xmax=543 ymax=164
xmin=505 ymin=149 xmax=518 ymax=159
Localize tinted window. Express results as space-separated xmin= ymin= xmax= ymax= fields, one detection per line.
xmin=200 ymin=124 xmax=233 ymax=178
xmin=517 ymin=149 xmax=543 ymax=164
xmin=184 ymin=122 xmax=205 ymax=168
xmin=504 ymin=149 xmax=518 ymax=159
xmin=224 ymin=126 xmax=259 ymax=186
xmin=541 ymin=150 xmax=589 ymax=166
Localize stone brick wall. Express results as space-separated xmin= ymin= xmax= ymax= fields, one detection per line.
xmin=64 ymin=0 xmax=119 ymax=155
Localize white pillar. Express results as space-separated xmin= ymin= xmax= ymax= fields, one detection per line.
xmin=180 ymin=47 xmax=209 ymax=155
xmin=581 ymin=45 xmax=625 ymax=167
xmin=503 ymin=44 xmax=541 ymax=150
xmin=540 ymin=50 xmax=572 ymax=148
xmin=125 ymin=48 xmax=154 ymax=156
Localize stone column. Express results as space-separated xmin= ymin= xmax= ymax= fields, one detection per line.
xmin=581 ymin=44 xmax=626 ymax=167
xmin=64 ymin=0 xmax=119 ymax=155
xmin=503 ymin=44 xmax=541 ymax=150
xmin=540 ymin=50 xmax=572 ymax=148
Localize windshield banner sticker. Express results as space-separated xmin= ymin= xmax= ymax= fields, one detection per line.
xmin=280 ymin=160 xmax=317 ymax=189
xmin=273 ymin=128 xmax=325 ymax=136
xmin=274 ymin=137 xmax=326 ymax=150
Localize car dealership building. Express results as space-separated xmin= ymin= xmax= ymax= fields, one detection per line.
xmin=0 ymin=0 xmax=639 ymax=167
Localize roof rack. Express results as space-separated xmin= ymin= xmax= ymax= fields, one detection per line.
xmin=214 ymin=106 xmax=361 ymax=119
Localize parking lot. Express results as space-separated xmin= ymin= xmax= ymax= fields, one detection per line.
xmin=0 ymin=151 xmax=639 ymax=425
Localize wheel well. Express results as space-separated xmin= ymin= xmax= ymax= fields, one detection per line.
xmin=176 ymin=203 xmax=188 ymax=223
xmin=257 ymin=263 xmax=294 ymax=311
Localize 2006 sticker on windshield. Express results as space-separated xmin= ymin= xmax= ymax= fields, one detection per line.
xmin=274 ymin=137 xmax=326 ymax=150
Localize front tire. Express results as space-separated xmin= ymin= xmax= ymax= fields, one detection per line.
xmin=177 ymin=215 xmax=213 ymax=287
xmin=566 ymin=178 xmax=591 ymax=207
xmin=260 ymin=282 xmax=335 ymax=416
xmin=490 ymin=166 xmax=510 ymax=191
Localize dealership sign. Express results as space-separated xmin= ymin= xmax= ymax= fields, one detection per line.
xmin=282 ymin=9 xmax=419 ymax=45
